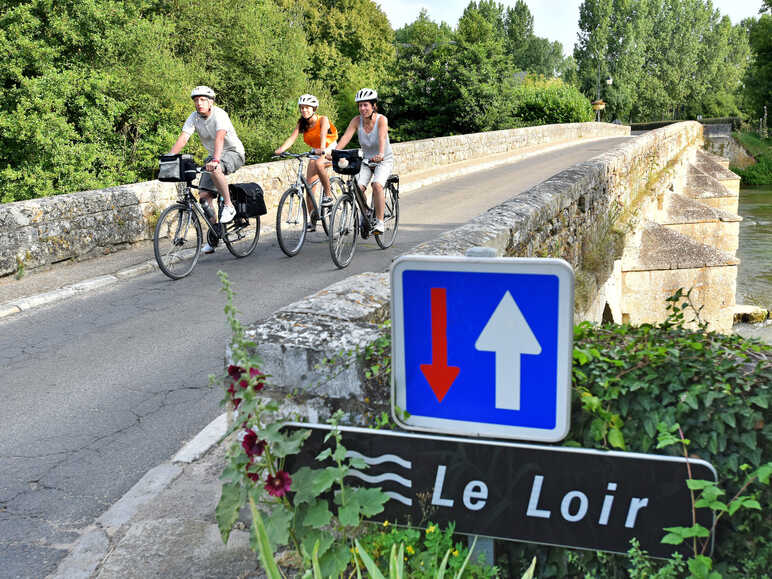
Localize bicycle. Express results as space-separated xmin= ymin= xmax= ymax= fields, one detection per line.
xmin=273 ymin=151 xmax=345 ymax=257
xmin=328 ymin=149 xmax=399 ymax=269
xmin=153 ymin=154 xmax=263 ymax=279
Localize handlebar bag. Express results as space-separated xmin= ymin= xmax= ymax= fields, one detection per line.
xmin=331 ymin=149 xmax=362 ymax=175
xmin=158 ymin=154 xmax=197 ymax=182
xmin=229 ymin=183 xmax=267 ymax=217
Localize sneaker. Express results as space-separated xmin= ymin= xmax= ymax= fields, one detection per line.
xmin=373 ymin=219 xmax=385 ymax=235
xmin=203 ymin=243 xmax=215 ymax=254
xmin=220 ymin=204 xmax=236 ymax=224
xmin=307 ymin=210 xmax=318 ymax=232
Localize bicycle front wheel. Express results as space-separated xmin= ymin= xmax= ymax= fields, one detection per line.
xmin=276 ymin=187 xmax=306 ymax=257
xmin=224 ymin=215 xmax=260 ymax=258
xmin=153 ymin=203 xmax=202 ymax=279
xmin=320 ymin=176 xmax=344 ymax=237
xmin=329 ymin=194 xmax=358 ymax=269
xmin=375 ymin=183 xmax=400 ymax=249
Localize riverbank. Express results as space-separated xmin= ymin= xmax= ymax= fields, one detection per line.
xmin=732 ymin=132 xmax=772 ymax=185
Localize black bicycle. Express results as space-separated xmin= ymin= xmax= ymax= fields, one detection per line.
xmin=328 ymin=149 xmax=399 ymax=269
xmin=153 ymin=154 xmax=263 ymax=279
xmin=273 ymin=151 xmax=345 ymax=257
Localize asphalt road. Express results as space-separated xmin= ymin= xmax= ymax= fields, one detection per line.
xmin=0 ymin=137 xmax=630 ymax=578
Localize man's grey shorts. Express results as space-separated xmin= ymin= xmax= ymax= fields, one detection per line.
xmin=199 ymin=150 xmax=245 ymax=192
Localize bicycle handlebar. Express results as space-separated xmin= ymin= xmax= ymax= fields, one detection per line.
xmin=272 ymin=151 xmax=320 ymax=160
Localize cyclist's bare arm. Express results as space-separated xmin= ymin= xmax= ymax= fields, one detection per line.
xmin=275 ymin=124 xmax=300 ymax=155
xmin=169 ymin=132 xmax=191 ymax=155
xmin=335 ymin=116 xmax=359 ymax=151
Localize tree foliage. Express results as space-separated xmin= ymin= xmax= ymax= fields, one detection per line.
xmin=574 ymin=0 xmax=751 ymax=123
xmin=743 ymin=14 xmax=772 ymax=119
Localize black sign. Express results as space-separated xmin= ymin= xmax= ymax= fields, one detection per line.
xmin=285 ymin=424 xmax=716 ymax=558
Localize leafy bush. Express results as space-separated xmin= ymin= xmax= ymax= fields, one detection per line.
xmin=507 ymin=78 xmax=594 ymax=126
xmin=732 ymin=132 xmax=772 ymax=185
xmin=501 ymin=291 xmax=771 ymax=577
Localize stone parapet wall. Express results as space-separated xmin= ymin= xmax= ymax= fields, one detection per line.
xmin=0 ymin=123 xmax=629 ymax=278
xmin=245 ymin=122 xmax=704 ymax=409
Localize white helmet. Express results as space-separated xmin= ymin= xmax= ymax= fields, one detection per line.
xmin=190 ymin=85 xmax=215 ymax=100
xmin=298 ymin=94 xmax=319 ymax=108
xmin=355 ymin=88 xmax=378 ymax=102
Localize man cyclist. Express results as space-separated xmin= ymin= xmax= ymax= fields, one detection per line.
xmin=169 ymin=85 xmax=245 ymax=253
xmin=334 ymin=88 xmax=393 ymax=235
xmin=274 ymin=94 xmax=338 ymax=232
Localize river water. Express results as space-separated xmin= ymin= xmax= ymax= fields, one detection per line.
xmin=734 ymin=186 xmax=772 ymax=343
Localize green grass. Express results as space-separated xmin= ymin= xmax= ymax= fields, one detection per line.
xmin=732 ymin=131 xmax=772 ymax=185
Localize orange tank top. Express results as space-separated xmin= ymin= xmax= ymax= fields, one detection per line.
xmin=302 ymin=115 xmax=338 ymax=149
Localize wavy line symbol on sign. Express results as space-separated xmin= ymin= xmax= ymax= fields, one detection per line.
xmin=475 ymin=290 xmax=542 ymax=410
xmin=345 ymin=450 xmax=413 ymax=506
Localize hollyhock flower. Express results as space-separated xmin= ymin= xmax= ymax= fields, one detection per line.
xmin=249 ymin=367 xmax=266 ymax=391
xmin=227 ymin=365 xmax=245 ymax=380
xmin=241 ymin=430 xmax=266 ymax=458
xmin=247 ymin=471 xmax=260 ymax=482
xmin=265 ymin=471 xmax=292 ymax=497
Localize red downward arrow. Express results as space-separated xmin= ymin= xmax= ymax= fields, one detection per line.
xmin=420 ymin=288 xmax=460 ymax=403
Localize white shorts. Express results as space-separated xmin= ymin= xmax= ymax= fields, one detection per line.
xmin=357 ymin=158 xmax=394 ymax=188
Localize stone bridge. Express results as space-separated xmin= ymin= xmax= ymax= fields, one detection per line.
xmin=0 ymin=121 xmax=743 ymax=421
xmin=237 ymin=121 xmax=743 ymax=421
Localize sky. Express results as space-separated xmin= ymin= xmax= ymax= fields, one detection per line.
xmin=380 ymin=0 xmax=765 ymax=56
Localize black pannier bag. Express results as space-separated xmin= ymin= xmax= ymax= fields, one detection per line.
xmin=331 ymin=149 xmax=363 ymax=175
xmin=229 ymin=183 xmax=267 ymax=218
xmin=158 ymin=154 xmax=197 ymax=182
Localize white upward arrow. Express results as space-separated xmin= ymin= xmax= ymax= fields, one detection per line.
xmin=475 ymin=291 xmax=542 ymax=410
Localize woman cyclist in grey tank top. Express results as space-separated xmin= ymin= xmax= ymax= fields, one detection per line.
xmin=333 ymin=88 xmax=393 ymax=235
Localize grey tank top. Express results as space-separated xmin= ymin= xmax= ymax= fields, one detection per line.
xmin=357 ymin=114 xmax=393 ymax=161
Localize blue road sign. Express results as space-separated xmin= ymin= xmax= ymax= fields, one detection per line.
xmin=391 ymin=255 xmax=574 ymax=442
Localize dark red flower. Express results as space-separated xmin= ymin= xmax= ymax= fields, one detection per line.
xmin=239 ymin=379 xmax=248 ymax=389
xmin=241 ymin=430 xmax=266 ymax=458
xmin=265 ymin=471 xmax=292 ymax=497
xmin=247 ymin=471 xmax=260 ymax=482
xmin=232 ymin=397 xmax=241 ymax=409
xmin=227 ymin=365 xmax=245 ymax=380
xmin=249 ymin=368 xmax=266 ymax=391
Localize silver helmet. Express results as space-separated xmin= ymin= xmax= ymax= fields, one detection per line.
xmin=190 ymin=85 xmax=216 ymax=100
xmin=354 ymin=88 xmax=378 ymax=102
xmin=298 ymin=94 xmax=319 ymax=107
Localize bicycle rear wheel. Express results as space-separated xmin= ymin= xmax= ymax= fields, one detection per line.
xmin=375 ymin=183 xmax=399 ymax=249
xmin=276 ymin=187 xmax=306 ymax=257
xmin=153 ymin=203 xmax=202 ymax=279
xmin=329 ymin=194 xmax=358 ymax=269
xmin=319 ymin=176 xmax=344 ymax=237
xmin=224 ymin=215 xmax=260 ymax=257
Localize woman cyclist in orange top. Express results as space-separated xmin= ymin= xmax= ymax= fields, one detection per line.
xmin=275 ymin=94 xmax=338 ymax=231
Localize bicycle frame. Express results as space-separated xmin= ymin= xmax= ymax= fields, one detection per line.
xmin=288 ymin=153 xmax=325 ymax=217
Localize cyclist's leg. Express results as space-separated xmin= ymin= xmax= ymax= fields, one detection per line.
xmin=308 ymin=156 xmax=332 ymax=198
xmin=208 ymin=152 xmax=244 ymax=211
xmin=197 ymin=176 xmax=217 ymax=224
xmin=370 ymin=161 xmax=392 ymax=222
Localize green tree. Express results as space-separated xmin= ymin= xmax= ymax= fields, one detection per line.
xmin=386 ymin=10 xmax=456 ymax=140
xmin=504 ymin=0 xmax=533 ymax=67
xmin=275 ymin=0 xmax=395 ymax=123
xmin=743 ymin=14 xmax=772 ymax=118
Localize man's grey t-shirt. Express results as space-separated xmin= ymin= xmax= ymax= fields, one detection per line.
xmin=182 ymin=106 xmax=245 ymax=159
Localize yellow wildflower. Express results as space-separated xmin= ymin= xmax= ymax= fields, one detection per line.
xmin=452 ymin=549 xmax=459 ymax=557
xmin=382 ymin=520 xmax=390 ymax=527
xmin=426 ymin=524 xmax=436 ymax=534
xmin=406 ymin=545 xmax=415 ymax=555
